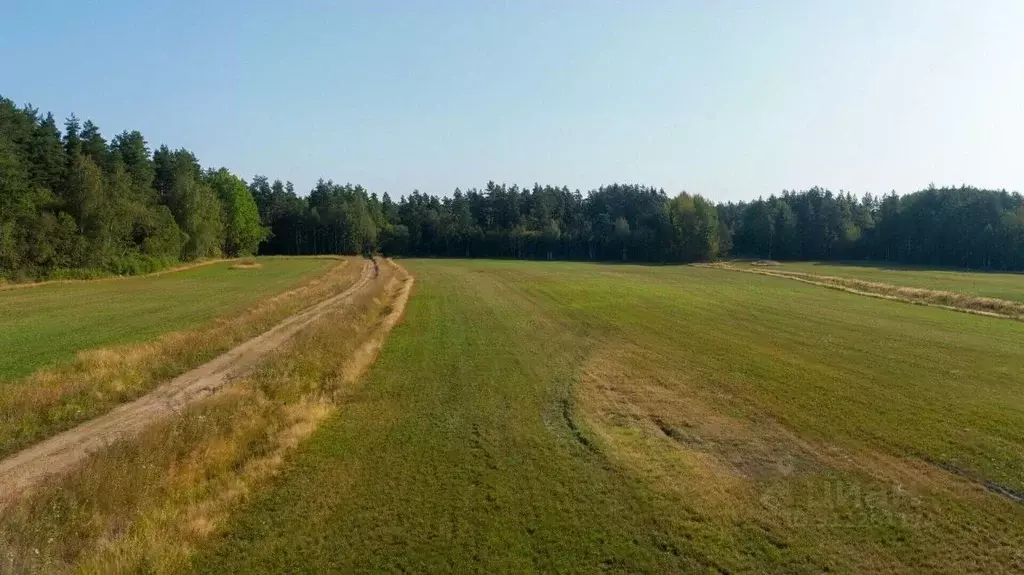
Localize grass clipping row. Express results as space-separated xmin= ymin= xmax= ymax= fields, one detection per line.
xmin=715 ymin=264 xmax=1024 ymax=320
xmin=0 ymin=261 xmax=413 ymax=573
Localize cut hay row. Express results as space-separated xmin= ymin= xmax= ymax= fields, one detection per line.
xmin=713 ymin=264 xmax=1024 ymax=320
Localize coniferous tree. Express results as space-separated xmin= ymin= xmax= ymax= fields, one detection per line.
xmin=3 ymin=93 xmax=1024 ymax=278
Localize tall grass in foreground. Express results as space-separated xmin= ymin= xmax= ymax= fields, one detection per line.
xmin=0 ymin=262 xmax=411 ymax=573
xmin=0 ymin=258 xmax=359 ymax=459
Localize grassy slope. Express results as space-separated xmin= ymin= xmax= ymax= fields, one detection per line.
xmin=195 ymin=260 xmax=1024 ymax=573
xmin=0 ymin=257 xmax=334 ymax=380
xmin=751 ymin=261 xmax=1024 ymax=301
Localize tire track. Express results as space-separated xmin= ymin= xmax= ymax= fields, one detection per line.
xmin=0 ymin=260 xmax=376 ymax=506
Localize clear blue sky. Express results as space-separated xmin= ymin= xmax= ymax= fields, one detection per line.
xmin=4 ymin=0 xmax=1023 ymax=202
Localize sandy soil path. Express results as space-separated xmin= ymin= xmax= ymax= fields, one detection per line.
xmin=0 ymin=260 xmax=376 ymax=505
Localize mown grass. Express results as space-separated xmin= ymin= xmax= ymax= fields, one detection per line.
xmin=0 ymin=261 xmax=408 ymax=573
xmin=194 ymin=260 xmax=1024 ymax=573
xmin=0 ymin=256 xmax=336 ymax=381
xmin=0 ymin=257 xmax=356 ymax=459
xmin=745 ymin=260 xmax=1024 ymax=301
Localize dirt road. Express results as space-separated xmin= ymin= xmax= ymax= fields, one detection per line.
xmin=0 ymin=260 xmax=376 ymax=506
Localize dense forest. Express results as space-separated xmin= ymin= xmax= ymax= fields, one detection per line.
xmin=0 ymin=97 xmax=266 ymax=280
xmin=3 ymin=96 xmax=1024 ymax=279
xmin=255 ymin=180 xmax=1024 ymax=271
xmin=721 ymin=186 xmax=1024 ymax=270
xmin=251 ymin=180 xmax=724 ymax=263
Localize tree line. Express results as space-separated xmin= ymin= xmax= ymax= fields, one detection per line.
xmin=255 ymin=179 xmax=1024 ymax=270
xmin=0 ymin=97 xmax=266 ymax=280
xmin=250 ymin=180 xmax=724 ymax=263
xmin=720 ymin=186 xmax=1024 ymax=270
xmin=4 ymin=96 xmax=1024 ymax=279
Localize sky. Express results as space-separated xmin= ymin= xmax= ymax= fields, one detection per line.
xmin=3 ymin=0 xmax=1023 ymax=202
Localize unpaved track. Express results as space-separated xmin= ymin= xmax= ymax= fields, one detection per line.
xmin=342 ymin=262 xmax=414 ymax=384
xmin=0 ymin=260 xmax=376 ymax=505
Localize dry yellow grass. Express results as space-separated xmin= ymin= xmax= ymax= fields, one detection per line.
xmin=578 ymin=343 xmax=813 ymax=508
xmin=341 ymin=261 xmax=414 ymax=385
xmin=0 ymin=260 xmax=413 ymax=573
xmin=0 ymin=258 xmax=360 ymax=458
xmin=714 ymin=263 xmax=1024 ymax=320
xmin=229 ymin=258 xmax=262 ymax=270
xmin=577 ymin=341 xmax=1024 ymax=573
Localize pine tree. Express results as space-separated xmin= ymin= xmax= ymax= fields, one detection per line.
xmin=80 ymin=120 xmax=108 ymax=167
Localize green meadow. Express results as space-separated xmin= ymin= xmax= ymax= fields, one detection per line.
xmin=195 ymin=260 xmax=1024 ymax=574
xmin=0 ymin=257 xmax=335 ymax=381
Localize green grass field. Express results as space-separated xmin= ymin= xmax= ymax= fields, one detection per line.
xmin=0 ymin=257 xmax=335 ymax=381
xmin=195 ymin=260 xmax=1024 ymax=573
xmin=744 ymin=260 xmax=1024 ymax=301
